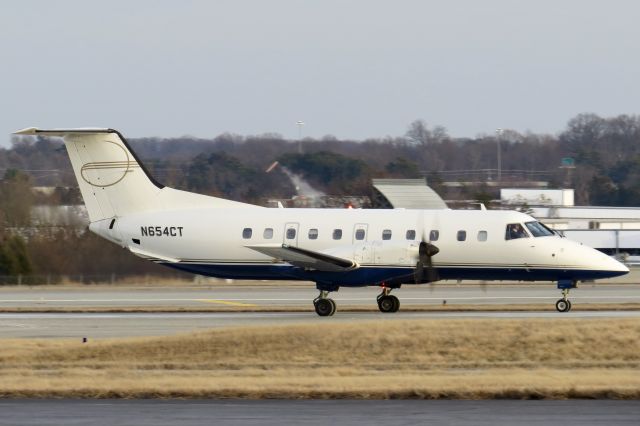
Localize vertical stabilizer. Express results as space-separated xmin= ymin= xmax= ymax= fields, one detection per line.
xmin=13 ymin=128 xmax=255 ymax=222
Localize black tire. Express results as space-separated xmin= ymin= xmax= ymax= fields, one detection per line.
xmin=378 ymin=295 xmax=396 ymax=313
xmin=391 ymin=295 xmax=400 ymax=313
xmin=328 ymin=298 xmax=337 ymax=316
xmin=315 ymin=298 xmax=336 ymax=317
xmin=566 ymin=300 xmax=572 ymax=312
xmin=555 ymin=299 xmax=570 ymax=313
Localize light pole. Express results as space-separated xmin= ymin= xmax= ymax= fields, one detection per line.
xmin=296 ymin=121 xmax=305 ymax=154
xmin=495 ymin=128 xmax=503 ymax=182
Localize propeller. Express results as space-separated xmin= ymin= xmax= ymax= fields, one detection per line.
xmin=414 ymin=223 xmax=440 ymax=284
xmin=415 ymin=240 xmax=439 ymax=283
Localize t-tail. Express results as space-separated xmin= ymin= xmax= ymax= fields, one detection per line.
xmin=13 ymin=128 xmax=256 ymax=241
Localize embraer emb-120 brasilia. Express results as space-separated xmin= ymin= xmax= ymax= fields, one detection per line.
xmin=14 ymin=128 xmax=629 ymax=316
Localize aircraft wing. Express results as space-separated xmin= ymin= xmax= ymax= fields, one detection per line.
xmin=246 ymin=244 xmax=358 ymax=272
xmin=128 ymin=245 xmax=180 ymax=263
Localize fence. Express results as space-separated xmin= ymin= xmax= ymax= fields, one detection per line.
xmin=0 ymin=273 xmax=196 ymax=286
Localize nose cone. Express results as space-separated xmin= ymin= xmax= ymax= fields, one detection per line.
xmin=582 ymin=244 xmax=629 ymax=278
xmin=602 ymin=254 xmax=630 ymax=276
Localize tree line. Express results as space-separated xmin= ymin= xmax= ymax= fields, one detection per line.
xmin=2 ymin=113 xmax=640 ymax=277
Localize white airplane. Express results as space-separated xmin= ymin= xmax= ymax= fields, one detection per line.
xmin=14 ymin=127 xmax=629 ymax=316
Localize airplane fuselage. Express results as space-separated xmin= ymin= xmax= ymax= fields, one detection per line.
xmin=92 ymin=207 xmax=628 ymax=287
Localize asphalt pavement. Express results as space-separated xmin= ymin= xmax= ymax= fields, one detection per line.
xmin=0 ymin=282 xmax=638 ymax=309
xmin=0 ymin=400 xmax=638 ymax=426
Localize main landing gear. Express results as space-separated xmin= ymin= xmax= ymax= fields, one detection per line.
xmin=313 ymin=289 xmax=337 ymax=317
xmin=555 ymin=280 xmax=577 ymax=313
xmin=377 ymin=286 xmax=400 ymax=313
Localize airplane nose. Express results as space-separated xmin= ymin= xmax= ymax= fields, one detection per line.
xmin=606 ymin=256 xmax=630 ymax=274
xmin=592 ymin=247 xmax=629 ymax=277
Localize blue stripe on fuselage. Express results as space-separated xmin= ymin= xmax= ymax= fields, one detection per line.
xmin=162 ymin=263 xmax=626 ymax=286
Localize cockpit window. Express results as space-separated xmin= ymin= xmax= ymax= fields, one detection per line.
xmin=525 ymin=221 xmax=555 ymax=237
xmin=505 ymin=223 xmax=529 ymax=240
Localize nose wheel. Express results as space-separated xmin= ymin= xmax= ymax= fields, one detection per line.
xmin=377 ymin=287 xmax=400 ymax=313
xmin=555 ymin=297 xmax=572 ymax=313
xmin=555 ymin=285 xmax=574 ymax=313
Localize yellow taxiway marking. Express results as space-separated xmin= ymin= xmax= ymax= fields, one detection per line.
xmin=195 ymin=299 xmax=257 ymax=307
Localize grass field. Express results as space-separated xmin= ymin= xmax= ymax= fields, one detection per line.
xmin=0 ymin=318 xmax=639 ymax=399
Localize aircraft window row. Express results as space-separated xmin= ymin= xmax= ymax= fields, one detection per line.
xmin=505 ymin=223 xmax=529 ymax=240
xmin=244 ymin=227 xmax=476 ymax=242
xmin=525 ymin=221 xmax=555 ymax=237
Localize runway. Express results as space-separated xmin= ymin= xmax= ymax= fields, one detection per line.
xmin=1 ymin=310 xmax=640 ymax=339
xmin=1 ymin=283 xmax=638 ymax=338
xmin=1 ymin=282 xmax=639 ymax=309
xmin=0 ymin=400 xmax=638 ymax=426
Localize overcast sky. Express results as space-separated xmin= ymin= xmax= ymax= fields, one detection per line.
xmin=1 ymin=0 xmax=639 ymax=146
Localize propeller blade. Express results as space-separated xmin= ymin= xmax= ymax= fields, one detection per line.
xmin=415 ymin=241 xmax=439 ymax=283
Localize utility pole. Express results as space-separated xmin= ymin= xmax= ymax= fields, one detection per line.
xmin=296 ymin=121 xmax=305 ymax=154
xmin=495 ymin=128 xmax=503 ymax=182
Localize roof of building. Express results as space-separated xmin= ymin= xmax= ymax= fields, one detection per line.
xmin=372 ymin=178 xmax=448 ymax=209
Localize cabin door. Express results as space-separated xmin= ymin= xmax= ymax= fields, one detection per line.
xmin=283 ymin=222 xmax=300 ymax=247
xmin=352 ymin=223 xmax=373 ymax=263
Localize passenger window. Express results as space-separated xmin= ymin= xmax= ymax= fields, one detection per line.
xmin=242 ymin=228 xmax=252 ymax=239
xmin=308 ymin=228 xmax=318 ymax=240
xmin=429 ymin=230 xmax=439 ymax=241
xmin=477 ymin=230 xmax=487 ymax=242
xmin=505 ymin=223 xmax=529 ymax=240
xmin=333 ymin=229 xmax=343 ymax=240
xmin=382 ymin=229 xmax=392 ymax=240
xmin=406 ymin=230 xmax=416 ymax=240
xmin=355 ymin=229 xmax=366 ymax=240
xmin=286 ymin=228 xmax=296 ymax=240
xmin=457 ymin=230 xmax=466 ymax=241
xmin=263 ymin=228 xmax=273 ymax=239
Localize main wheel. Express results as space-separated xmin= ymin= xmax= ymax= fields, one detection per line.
xmin=391 ymin=295 xmax=400 ymax=313
xmin=378 ymin=295 xmax=399 ymax=313
xmin=555 ymin=299 xmax=570 ymax=313
xmin=314 ymin=298 xmax=336 ymax=316
xmin=566 ymin=300 xmax=572 ymax=312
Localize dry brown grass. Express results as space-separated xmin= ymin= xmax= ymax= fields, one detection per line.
xmin=0 ymin=318 xmax=639 ymax=399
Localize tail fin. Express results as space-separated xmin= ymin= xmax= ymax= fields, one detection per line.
xmin=14 ymin=127 xmax=253 ymax=222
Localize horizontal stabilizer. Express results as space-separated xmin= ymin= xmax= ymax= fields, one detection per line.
xmin=14 ymin=127 xmax=112 ymax=136
xmin=246 ymin=244 xmax=358 ymax=272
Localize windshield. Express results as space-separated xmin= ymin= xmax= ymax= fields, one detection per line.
xmin=525 ymin=221 xmax=555 ymax=237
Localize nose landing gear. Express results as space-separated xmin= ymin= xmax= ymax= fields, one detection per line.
xmin=555 ymin=280 xmax=576 ymax=313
